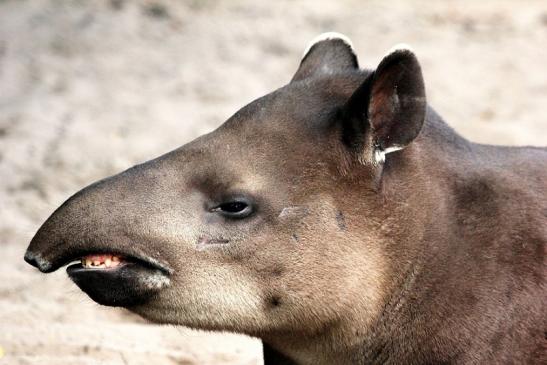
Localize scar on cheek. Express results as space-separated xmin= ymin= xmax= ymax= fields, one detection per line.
xmin=278 ymin=206 xmax=310 ymax=220
xmin=196 ymin=236 xmax=230 ymax=251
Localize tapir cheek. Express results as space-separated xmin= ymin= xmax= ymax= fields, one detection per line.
xmin=203 ymin=212 xmax=225 ymax=225
xmin=132 ymin=264 xmax=269 ymax=332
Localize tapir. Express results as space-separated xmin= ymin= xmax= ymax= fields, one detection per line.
xmin=25 ymin=33 xmax=546 ymax=364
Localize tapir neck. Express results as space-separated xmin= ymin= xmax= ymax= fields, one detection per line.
xmin=354 ymin=109 xmax=546 ymax=364
xmin=265 ymin=108 xmax=546 ymax=364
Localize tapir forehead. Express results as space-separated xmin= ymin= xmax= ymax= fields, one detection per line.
xmin=147 ymin=72 xmax=370 ymax=196
xmin=222 ymin=71 xmax=369 ymax=133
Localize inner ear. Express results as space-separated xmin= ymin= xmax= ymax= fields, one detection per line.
xmin=291 ymin=32 xmax=358 ymax=82
xmin=342 ymin=45 xmax=426 ymax=164
xmin=369 ymin=46 xmax=426 ymax=152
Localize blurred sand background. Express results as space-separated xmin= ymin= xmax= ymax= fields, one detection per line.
xmin=1 ymin=0 xmax=546 ymax=364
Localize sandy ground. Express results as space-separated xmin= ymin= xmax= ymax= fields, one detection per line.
xmin=1 ymin=0 xmax=546 ymax=364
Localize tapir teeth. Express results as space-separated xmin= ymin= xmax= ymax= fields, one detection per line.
xmin=80 ymin=254 xmax=123 ymax=268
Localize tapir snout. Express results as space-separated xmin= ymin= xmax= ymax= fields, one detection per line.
xmin=24 ymin=33 xmax=546 ymax=365
xmin=25 ymin=158 xmax=179 ymax=305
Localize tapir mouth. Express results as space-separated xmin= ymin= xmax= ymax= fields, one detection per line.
xmin=78 ymin=253 xmax=125 ymax=269
xmin=66 ymin=252 xmax=170 ymax=307
xmin=25 ymin=248 xmax=172 ymax=307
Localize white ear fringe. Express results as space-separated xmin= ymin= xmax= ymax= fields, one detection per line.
xmin=384 ymin=43 xmax=414 ymax=58
xmin=373 ymin=146 xmax=404 ymax=164
xmin=302 ymin=32 xmax=355 ymax=59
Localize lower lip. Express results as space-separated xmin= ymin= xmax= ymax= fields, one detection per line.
xmin=66 ymin=261 xmax=170 ymax=307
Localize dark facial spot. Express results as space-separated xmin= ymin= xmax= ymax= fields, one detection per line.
xmin=259 ymin=265 xmax=284 ymax=280
xmin=336 ymin=211 xmax=347 ymax=231
xmin=272 ymin=267 xmax=283 ymax=277
xmin=291 ymin=233 xmax=299 ymax=243
xmin=270 ymin=295 xmax=282 ymax=308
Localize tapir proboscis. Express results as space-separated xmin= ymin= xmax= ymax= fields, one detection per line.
xmin=25 ymin=33 xmax=546 ymax=364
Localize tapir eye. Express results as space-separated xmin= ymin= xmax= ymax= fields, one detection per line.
xmin=211 ymin=199 xmax=254 ymax=219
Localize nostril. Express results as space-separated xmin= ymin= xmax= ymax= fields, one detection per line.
xmin=24 ymin=250 xmax=38 ymax=267
xmin=24 ymin=250 xmax=52 ymax=272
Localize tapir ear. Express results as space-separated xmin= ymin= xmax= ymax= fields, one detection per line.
xmin=291 ymin=32 xmax=358 ymax=82
xmin=342 ymin=45 xmax=426 ymax=164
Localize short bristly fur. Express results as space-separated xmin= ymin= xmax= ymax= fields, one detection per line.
xmin=25 ymin=33 xmax=546 ymax=364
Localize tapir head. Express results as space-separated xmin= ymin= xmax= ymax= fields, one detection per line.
xmin=25 ymin=34 xmax=426 ymax=339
